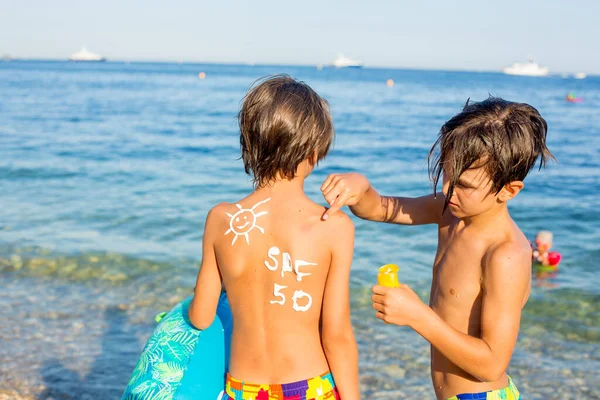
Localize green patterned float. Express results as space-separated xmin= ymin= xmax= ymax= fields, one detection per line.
xmin=122 ymin=293 xmax=232 ymax=400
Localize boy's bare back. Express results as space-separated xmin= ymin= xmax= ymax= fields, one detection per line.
xmin=205 ymin=187 xmax=353 ymax=383
xmin=190 ymin=75 xmax=359 ymax=398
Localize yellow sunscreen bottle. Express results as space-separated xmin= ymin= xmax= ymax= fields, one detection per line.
xmin=377 ymin=264 xmax=400 ymax=288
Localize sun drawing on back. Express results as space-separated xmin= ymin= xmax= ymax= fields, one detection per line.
xmin=224 ymin=198 xmax=270 ymax=245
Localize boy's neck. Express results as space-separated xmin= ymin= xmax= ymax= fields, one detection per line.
xmin=461 ymin=203 xmax=511 ymax=230
xmin=255 ymin=176 xmax=307 ymax=197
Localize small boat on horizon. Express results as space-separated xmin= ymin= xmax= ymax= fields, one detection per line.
xmin=69 ymin=47 xmax=106 ymax=62
xmin=331 ymin=54 xmax=363 ymax=68
xmin=503 ymin=58 xmax=548 ymax=77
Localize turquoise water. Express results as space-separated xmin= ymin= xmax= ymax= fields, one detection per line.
xmin=1 ymin=61 xmax=599 ymax=399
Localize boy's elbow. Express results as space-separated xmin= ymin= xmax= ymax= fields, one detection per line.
xmin=189 ymin=314 xmax=214 ymax=330
xmin=188 ymin=305 xmax=215 ymax=330
xmin=476 ymin=362 xmax=507 ymax=383
xmin=190 ymin=318 xmax=213 ymax=331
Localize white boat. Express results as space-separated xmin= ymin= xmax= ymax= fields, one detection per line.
xmin=574 ymin=72 xmax=587 ymax=79
xmin=331 ymin=54 xmax=363 ymax=68
xmin=69 ymin=47 xmax=106 ymax=62
xmin=503 ymin=58 xmax=548 ymax=76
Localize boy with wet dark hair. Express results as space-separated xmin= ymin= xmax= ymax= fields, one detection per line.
xmin=190 ymin=75 xmax=360 ymax=399
xmin=321 ymin=97 xmax=553 ymax=399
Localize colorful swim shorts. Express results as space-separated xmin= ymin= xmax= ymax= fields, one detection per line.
xmin=446 ymin=376 xmax=521 ymax=400
xmin=222 ymin=371 xmax=340 ymax=400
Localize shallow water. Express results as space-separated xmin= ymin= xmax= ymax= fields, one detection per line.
xmin=1 ymin=61 xmax=599 ymax=399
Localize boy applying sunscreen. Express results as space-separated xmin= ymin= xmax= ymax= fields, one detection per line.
xmin=321 ymin=97 xmax=553 ymax=399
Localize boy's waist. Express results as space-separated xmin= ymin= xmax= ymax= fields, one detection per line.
xmin=225 ymin=371 xmax=339 ymax=400
xmin=433 ymin=369 xmax=512 ymax=400
xmin=444 ymin=375 xmax=520 ymax=400
xmin=228 ymin=348 xmax=330 ymax=389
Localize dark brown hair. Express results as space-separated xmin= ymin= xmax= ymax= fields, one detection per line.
xmin=428 ymin=96 xmax=555 ymax=210
xmin=238 ymin=74 xmax=334 ymax=186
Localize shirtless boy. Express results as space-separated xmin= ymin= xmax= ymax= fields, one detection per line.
xmin=321 ymin=97 xmax=553 ymax=399
xmin=189 ymin=75 xmax=360 ymax=399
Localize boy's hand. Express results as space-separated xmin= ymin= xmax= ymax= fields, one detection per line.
xmin=320 ymin=173 xmax=370 ymax=220
xmin=371 ymin=284 xmax=427 ymax=327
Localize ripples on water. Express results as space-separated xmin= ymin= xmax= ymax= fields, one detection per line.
xmin=1 ymin=61 xmax=599 ymax=399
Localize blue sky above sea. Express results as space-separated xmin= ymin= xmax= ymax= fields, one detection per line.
xmin=1 ymin=0 xmax=599 ymax=74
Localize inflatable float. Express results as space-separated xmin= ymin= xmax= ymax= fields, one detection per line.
xmin=566 ymin=93 xmax=583 ymax=103
xmin=533 ymin=251 xmax=562 ymax=272
xmin=122 ymin=292 xmax=232 ymax=400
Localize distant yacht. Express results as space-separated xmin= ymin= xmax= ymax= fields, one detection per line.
xmin=331 ymin=54 xmax=363 ymax=68
xmin=503 ymin=58 xmax=548 ymax=76
xmin=574 ymin=72 xmax=587 ymax=79
xmin=69 ymin=47 xmax=106 ymax=62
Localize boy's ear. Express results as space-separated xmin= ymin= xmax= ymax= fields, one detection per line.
xmin=498 ymin=181 xmax=524 ymax=202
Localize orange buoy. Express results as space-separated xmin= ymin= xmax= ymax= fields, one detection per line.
xmin=198 ymin=72 xmax=206 ymax=79
xmin=386 ymin=79 xmax=394 ymax=87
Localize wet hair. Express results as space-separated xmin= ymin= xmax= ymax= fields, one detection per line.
xmin=238 ymin=74 xmax=334 ymax=187
xmin=428 ymin=96 xmax=555 ymax=211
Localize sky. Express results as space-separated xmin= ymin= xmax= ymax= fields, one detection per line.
xmin=1 ymin=0 xmax=598 ymax=73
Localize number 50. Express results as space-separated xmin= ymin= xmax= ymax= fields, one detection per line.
xmin=270 ymin=283 xmax=312 ymax=312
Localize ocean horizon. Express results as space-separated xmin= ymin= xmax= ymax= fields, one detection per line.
xmin=4 ymin=58 xmax=597 ymax=77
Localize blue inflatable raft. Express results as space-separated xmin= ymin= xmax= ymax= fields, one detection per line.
xmin=122 ymin=292 xmax=232 ymax=400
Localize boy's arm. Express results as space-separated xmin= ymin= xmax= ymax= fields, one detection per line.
xmin=373 ymin=243 xmax=531 ymax=382
xmin=188 ymin=207 xmax=223 ymax=330
xmin=321 ymin=214 xmax=360 ymax=400
xmin=321 ymin=172 xmax=443 ymax=225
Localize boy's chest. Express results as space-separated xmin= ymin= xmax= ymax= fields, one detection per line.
xmin=431 ymin=230 xmax=485 ymax=313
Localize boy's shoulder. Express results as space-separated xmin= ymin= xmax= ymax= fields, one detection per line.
xmin=322 ymin=209 xmax=355 ymax=247
xmin=292 ymin=201 xmax=355 ymax=246
xmin=208 ymin=201 xmax=235 ymax=214
xmin=206 ymin=197 xmax=270 ymax=217
xmin=204 ymin=201 xmax=253 ymax=234
xmin=205 ymin=202 xmax=236 ymax=223
xmin=482 ymin=231 xmax=532 ymax=283
xmin=325 ymin=209 xmax=354 ymax=230
xmin=321 ymin=210 xmax=354 ymax=262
